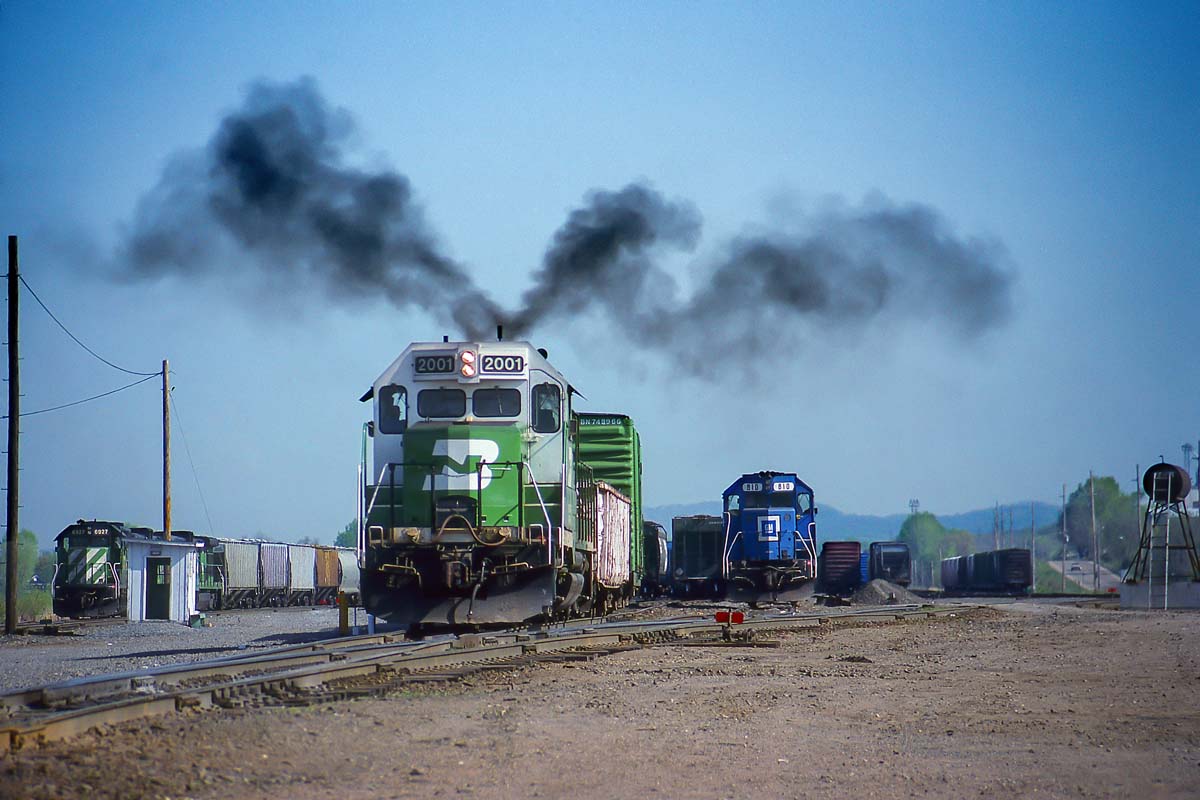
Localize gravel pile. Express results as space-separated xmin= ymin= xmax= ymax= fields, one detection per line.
xmin=850 ymin=578 xmax=924 ymax=606
xmin=0 ymin=607 xmax=390 ymax=694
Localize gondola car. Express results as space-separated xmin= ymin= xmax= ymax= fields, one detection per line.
xmin=357 ymin=336 xmax=643 ymax=631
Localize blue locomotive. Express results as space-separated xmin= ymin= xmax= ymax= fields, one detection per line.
xmin=722 ymin=471 xmax=818 ymax=603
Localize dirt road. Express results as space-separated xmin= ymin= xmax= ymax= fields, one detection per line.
xmin=2 ymin=602 xmax=1197 ymax=799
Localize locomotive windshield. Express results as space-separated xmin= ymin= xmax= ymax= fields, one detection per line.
xmin=797 ymin=493 xmax=813 ymax=514
xmin=473 ymin=388 xmax=522 ymax=418
xmin=417 ymin=388 xmax=466 ymax=418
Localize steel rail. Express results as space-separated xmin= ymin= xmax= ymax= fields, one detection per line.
xmin=0 ymin=604 xmax=965 ymax=753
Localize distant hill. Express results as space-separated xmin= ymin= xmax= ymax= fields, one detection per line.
xmin=644 ymin=500 xmax=1060 ymax=543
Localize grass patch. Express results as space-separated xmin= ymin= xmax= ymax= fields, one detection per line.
xmin=1034 ymin=560 xmax=1090 ymax=594
xmin=0 ymin=589 xmax=52 ymax=623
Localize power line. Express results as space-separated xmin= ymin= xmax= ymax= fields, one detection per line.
xmin=4 ymin=373 xmax=159 ymax=418
xmin=17 ymin=275 xmax=159 ymax=376
xmin=169 ymin=391 xmax=215 ymax=538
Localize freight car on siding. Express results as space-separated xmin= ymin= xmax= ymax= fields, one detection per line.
xmin=869 ymin=541 xmax=912 ymax=587
xmin=53 ymin=523 xmax=361 ymax=616
xmin=671 ymin=515 xmax=725 ymax=597
xmin=818 ymin=541 xmax=862 ymax=596
xmin=721 ymin=471 xmax=818 ymax=603
xmin=357 ymin=337 xmax=643 ymax=631
xmin=640 ymin=520 xmax=670 ymax=596
xmin=941 ymin=548 xmax=1033 ymax=595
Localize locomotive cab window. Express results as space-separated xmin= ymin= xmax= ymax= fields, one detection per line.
xmin=417 ymin=388 xmax=466 ymax=418
xmin=532 ymin=383 xmax=561 ymax=433
xmin=473 ymin=388 xmax=522 ymax=418
xmin=379 ymin=384 xmax=408 ymax=433
xmin=796 ymin=493 xmax=813 ymax=514
xmin=726 ymin=495 xmax=741 ymax=512
xmin=769 ymin=490 xmax=794 ymax=507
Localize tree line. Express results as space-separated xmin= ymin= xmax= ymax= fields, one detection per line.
xmin=896 ymin=473 xmax=1143 ymax=574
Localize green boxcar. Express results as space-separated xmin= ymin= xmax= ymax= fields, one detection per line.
xmin=575 ymin=413 xmax=644 ymax=586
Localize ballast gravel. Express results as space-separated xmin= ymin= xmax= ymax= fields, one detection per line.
xmin=0 ymin=607 xmax=385 ymax=694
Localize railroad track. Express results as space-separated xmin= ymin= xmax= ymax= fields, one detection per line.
xmin=0 ymin=603 xmax=963 ymax=753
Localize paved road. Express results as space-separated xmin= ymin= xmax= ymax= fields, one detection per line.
xmin=1044 ymin=558 xmax=1124 ymax=592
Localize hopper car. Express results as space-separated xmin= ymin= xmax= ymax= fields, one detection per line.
xmin=357 ymin=336 xmax=644 ymax=632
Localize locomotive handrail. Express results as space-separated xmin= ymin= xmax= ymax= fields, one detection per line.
xmin=801 ymin=521 xmax=818 ymax=571
xmin=108 ymin=563 xmax=121 ymax=595
xmin=721 ymin=512 xmax=737 ymax=578
xmin=525 ymin=462 xmax=556 ymax=566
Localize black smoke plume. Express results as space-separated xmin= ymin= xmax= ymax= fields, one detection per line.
xmin=121 ymin=78 xmax=1014 ymax=370
xmin=122 ymin=77 xmax=500 ymax=337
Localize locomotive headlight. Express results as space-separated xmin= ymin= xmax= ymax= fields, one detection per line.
xmin=459 ymin=350 xmax=477 ymax=377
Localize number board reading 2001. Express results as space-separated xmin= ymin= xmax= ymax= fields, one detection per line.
xmin=414 ymin=355 xmax=456 ymax=374
xmin=480 ymin=354 xmax=525 ymax=374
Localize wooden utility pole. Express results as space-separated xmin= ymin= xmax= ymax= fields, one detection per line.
xmin=5 ymin=236 xmax=19 ymax=634
xmin=1089 ymin=470 xmax=1098 ymax=591
xmin=162 ymin=359 xmax=171 ymax=541
xmin=1030 ymin=502 xmax=1036 ymax=593
xmin=1061 ymin=483 xmax=1067 ymax=592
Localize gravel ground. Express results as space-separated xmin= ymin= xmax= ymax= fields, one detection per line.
xmin=3 ymin=602 xmax=1196 ymax=799
xmin=0 ymin=607 xmax=387 ymax=694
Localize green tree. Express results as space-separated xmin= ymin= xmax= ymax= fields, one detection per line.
xmin=1063 ymin=476 xmax=1139 ymax=570
xmin=898 ymin=512 xmax=973 ymax=564
xmin=0 ymin=529 xmax=40 ymax=592
xmin=33 ymin=549 xmax=56 ymax=584
xmin=334 ymin=520 xmax=356 ymax=548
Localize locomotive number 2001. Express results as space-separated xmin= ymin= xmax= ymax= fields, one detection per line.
xmin=415 ymin=355 xmax=455 ymax=373
xmin=481 ymin=355 xmax=525 ymax=374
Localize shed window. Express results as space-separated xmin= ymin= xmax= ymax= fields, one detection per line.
xmin=532 ymin=383 xmax=561 ymax=433
xmin=417 ymin=388 xmax=466 ymax=418
xmin=379 ymin=384 xmax=408 ymax=433
xmin=473 ymin=388 xmax=522 ymax=418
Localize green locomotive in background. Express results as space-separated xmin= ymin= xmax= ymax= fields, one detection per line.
xmin=357 ymin=337 xmax=644 ymax=630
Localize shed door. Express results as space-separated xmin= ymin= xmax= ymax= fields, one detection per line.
xmin=145 ymin=557 xmax=172 ymax=620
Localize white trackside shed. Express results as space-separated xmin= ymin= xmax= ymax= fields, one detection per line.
xmin=125 ymin=535 xmax=199 ymax=623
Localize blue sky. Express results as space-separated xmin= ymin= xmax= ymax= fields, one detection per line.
xmin=2 ymin=2 xmax=1197 ymax=547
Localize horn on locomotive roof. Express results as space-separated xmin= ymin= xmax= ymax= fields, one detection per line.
xmin=497 ymin=325 xmax=504 ymax=341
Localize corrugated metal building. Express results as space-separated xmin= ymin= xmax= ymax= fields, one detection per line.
xmin=125 ymin=536 xmax=198 ymax=623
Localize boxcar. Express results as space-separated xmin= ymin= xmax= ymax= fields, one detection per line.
xmin=818 ymin=540 xmax=862 ymax=596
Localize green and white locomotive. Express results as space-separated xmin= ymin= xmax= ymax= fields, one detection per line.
xmin=358 ymin=336 xmax=644 ymax=631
